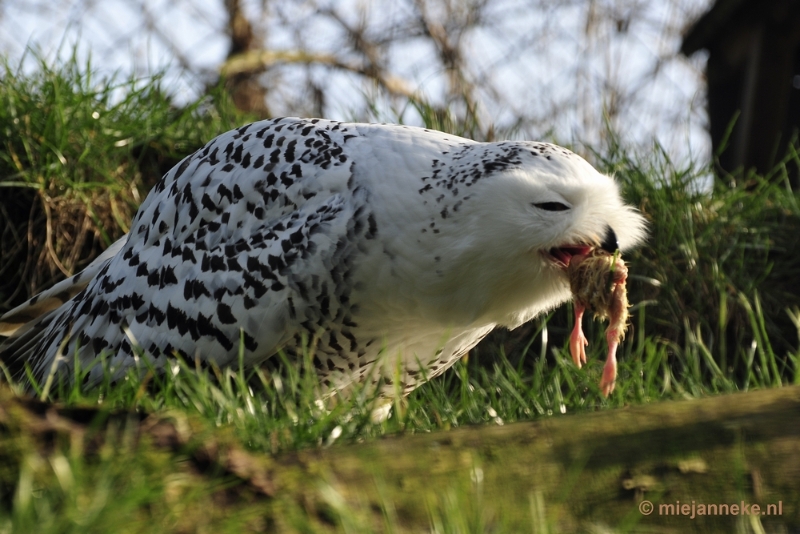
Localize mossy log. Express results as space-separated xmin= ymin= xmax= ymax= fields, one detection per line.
xmin=271 ymin=387 xmax=800 ymax=532
xmin=1 ymin=386 xmax=799 ymax=532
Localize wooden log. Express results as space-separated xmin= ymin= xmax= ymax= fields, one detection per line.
xmin=271 ymin=386 xmax=800 ymax=532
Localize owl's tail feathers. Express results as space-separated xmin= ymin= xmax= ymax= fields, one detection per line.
xmin=0 ymin=310 xmax=59 ymax=382
xmin=0 ymin=236 xmax=126 ymax=337
xmin=0 ymin=236 xmax=126 ymax=383
xmin=0 ymin=287 xmax=77 ymax=338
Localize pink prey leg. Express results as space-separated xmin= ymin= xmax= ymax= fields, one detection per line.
xmin=569 ymin=302 xmax=588 ymax=368
xmin=600 ymin=330 xmax=618 ymax=397
xmin=600 ymin=280 xmax=627 ymax=397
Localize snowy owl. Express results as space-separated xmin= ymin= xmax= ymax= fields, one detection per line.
xmin=0 ymin=117 xmax=646 ymax=400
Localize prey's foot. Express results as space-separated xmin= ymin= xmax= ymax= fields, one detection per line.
xmin=599 ymin=337 xmax=619 ymax=397
xmin=569 ymin=303 xmax=588 ymax=368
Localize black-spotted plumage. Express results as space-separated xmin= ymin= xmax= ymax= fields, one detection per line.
xmin=0 ymin=117 xmax=646 ymax=400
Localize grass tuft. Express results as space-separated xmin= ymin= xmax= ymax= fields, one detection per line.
xmin=0 ymin=49 xmax=252 ymax=309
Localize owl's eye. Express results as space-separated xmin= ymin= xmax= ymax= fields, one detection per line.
xmin=533 ymin=202 xmax=570 ymax=211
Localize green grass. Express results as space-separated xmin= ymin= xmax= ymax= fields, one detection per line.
xmin=1 ymin=51 xmax=800 ymax=532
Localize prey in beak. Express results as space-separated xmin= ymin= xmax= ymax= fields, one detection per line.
xmin=544 ymin=226 xmax=628 ymax=397
xmin=543 ymin=226 xmax=619 ymax=268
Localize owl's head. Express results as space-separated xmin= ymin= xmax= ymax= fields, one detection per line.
xmin=447 ymin=141 xmax=647 ymax=327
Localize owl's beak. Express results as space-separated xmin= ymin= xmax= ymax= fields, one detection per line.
xmin=545 ymin=227 xmax=618 ymax=269
xmin=600 ymin=226 xmax=619 ymax=254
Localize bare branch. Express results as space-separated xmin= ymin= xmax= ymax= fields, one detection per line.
xmin=220 ymin=49 xmax=415 ymax=99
